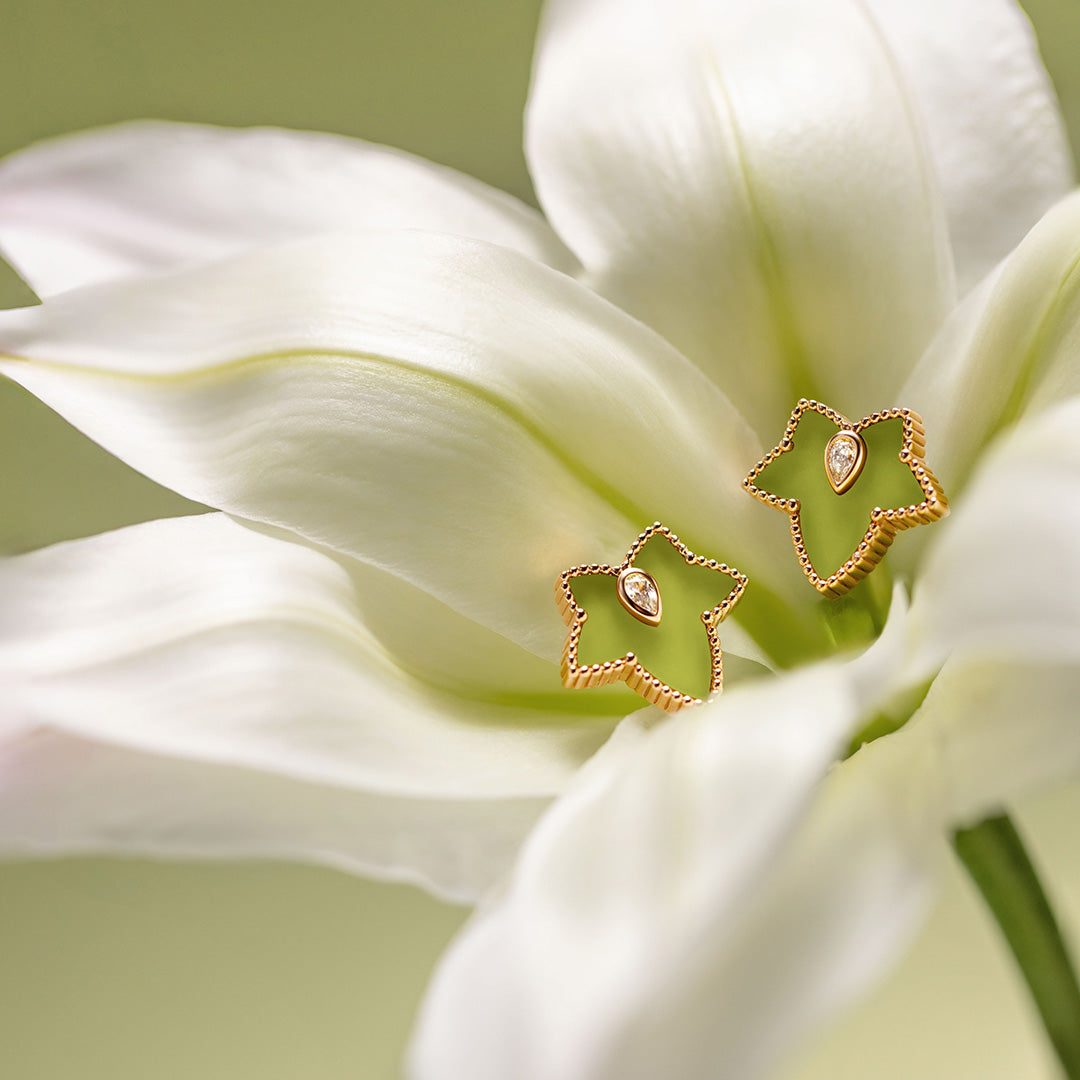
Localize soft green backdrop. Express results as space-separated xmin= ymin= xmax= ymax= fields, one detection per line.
xmin=2 ymin=2 xmax=1080 ymax=1077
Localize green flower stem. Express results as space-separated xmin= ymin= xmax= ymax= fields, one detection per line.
xmin=954 ymin=815 xmax=1080 ymax=1080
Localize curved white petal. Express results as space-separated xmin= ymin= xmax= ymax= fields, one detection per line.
xmin=860 ymin=0 xmax=1072 ymax=293
xmin=903 ymin=190 xmax=1080 ymax=496
xmin=0 ymin=729 xmax=548 ymax=905
xmin=0 ymin=231 xmax=806 ymax=657
xmin=526 ymin=0 xmax=955 ymax=434
xmin=778 ymin=795 xmax=1059 ymax=1080
xmin=907 ymin=399 xmax=1080 ymax=678
xmin=0 ymin=514 xmax=627 ymax=899
xmin=907 ymin=661 xmax=1080 ymax=830
xmin=0 ymin=514 xmax=619 ymax=794
xmin=409 ymin=665 xmax=944 ymax=1080
xmin=0 ymin=121 xmax=577 ymax=296
xmin=901 ymin=398 xmax=1080 ymax=823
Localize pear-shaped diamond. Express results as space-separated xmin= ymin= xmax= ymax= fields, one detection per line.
xmin=824 ymin=431 xmax=866 ymax=494
xmin=617 ymin=567 xmax=662 ymax=625
xmin=623 ymin=571 xmax=658 ymax=615
xmin=828 ymin=436 xmax=856 ymax=479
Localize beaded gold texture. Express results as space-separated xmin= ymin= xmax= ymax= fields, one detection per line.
xmin=555 ymin=522 xmax=747 ymax=713
xmin=743 ymin=399 xmax=948 ymax=597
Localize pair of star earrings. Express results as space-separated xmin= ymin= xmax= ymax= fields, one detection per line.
xmin=556 ymin=400 xmax=948 ymax=712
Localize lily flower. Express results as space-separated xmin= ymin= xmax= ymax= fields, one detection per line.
xmin=1 ymin=0 xmax=1078 ymax=1076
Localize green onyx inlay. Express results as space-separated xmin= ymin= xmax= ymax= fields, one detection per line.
xmin=570 ymin=537 xmax=738 ymax=701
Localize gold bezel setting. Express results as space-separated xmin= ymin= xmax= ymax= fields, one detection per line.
xmin=616 ymin=566 xmax=663 ymax=626
xmin=555 ymin=522 xmax=747 ymax=712
xmin=824 ymin=429 xmax=866 ymax=494
xmin=743 ymin=399 xmax=948 ymax=597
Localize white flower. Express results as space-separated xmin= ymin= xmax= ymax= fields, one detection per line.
xmin=0 ymin=0 xmax=1078 ymax=1077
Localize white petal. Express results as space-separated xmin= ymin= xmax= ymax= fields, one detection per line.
xmin=0 ymin=514 xmax=618 ymax=794
xmin=0 ymin=121 xmax=576 ymax=296
xmin=907 ymin=662 xmax=1080 ymax=829
xmin=860 ymin=0 xmax=1073 ymax=293
xmin=526 ymin=0 xmax=955 ymax=434
xmin=908 ymin=399 xmax=1080 ymax=675
xmin=0 ymin=515 xmax=626 ymax=900
xmin=904 ymin=398 xmax=1080 ymax=822
xmin=0 ymin=231 xmax=804 ymax=656
xmin=779 ymin=797 xmax=1058 ymax=1080
xmin=409 ymin=665 xmax=943 ymax=1080
xmin=903 ymin=190 xmax=1080 ymax=494
xmin=0 ymin=728 xmax=547 ymax=905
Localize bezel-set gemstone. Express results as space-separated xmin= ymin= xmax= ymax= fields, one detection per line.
xmin=616 ymin=567 xmax=662 ymax=626
xmin=623 ymin=571 xmax=658 ymax=614
xmin=824 ymin=430 xmax=866 ymax=494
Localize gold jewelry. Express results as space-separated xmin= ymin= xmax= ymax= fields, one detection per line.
xmin=555 ymin=523 xmax=747 ymax=712
xmin=743 ymin=399 xmax=948 ymax=597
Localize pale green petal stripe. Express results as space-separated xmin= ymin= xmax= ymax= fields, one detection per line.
xmin=903 ymin=191 xmax=1080 ymax=496
xmin=527 ymin=0 xmax=955 ymax=435
xmin=0 ymin=232 xmax=806 ymax=654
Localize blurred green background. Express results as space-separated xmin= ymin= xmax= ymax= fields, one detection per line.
xmin=2 ymin=1 xmax=1080 ymax=1077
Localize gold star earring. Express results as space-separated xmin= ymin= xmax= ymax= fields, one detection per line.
xmin=555 ymin=523 xmax=747 ymax=712
xmin=743 ymin=399 xmax=948 ymax=597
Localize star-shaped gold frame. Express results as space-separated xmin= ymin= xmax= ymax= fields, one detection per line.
xmin=555 ymin=522 xmax=747 ymax=712
xmin=743 ymin=399 xmax=948 ymax=597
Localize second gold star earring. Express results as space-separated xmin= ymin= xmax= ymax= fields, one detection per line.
xmin=555 ymin=523 xmax=748 ymax=712
xmin=743 ymin=399 xmax=948 ymax=597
